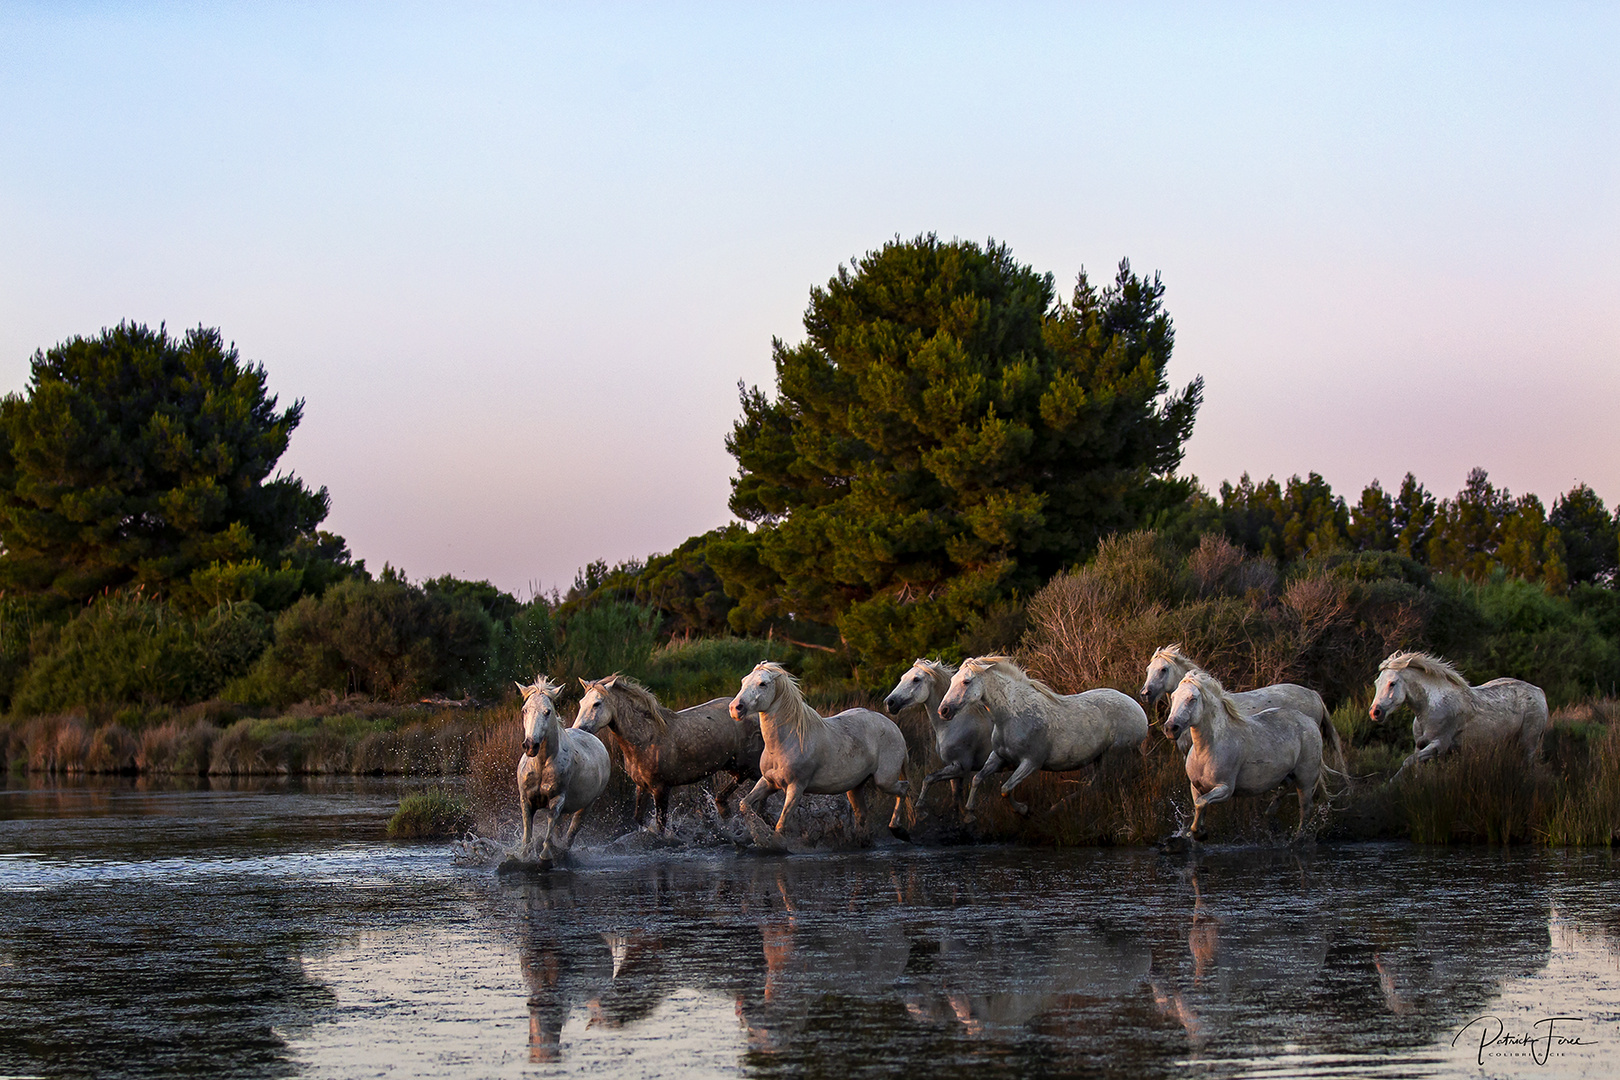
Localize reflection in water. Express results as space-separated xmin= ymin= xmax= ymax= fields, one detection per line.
xmin=2 ymin=778 xmax=1618 ymax=1078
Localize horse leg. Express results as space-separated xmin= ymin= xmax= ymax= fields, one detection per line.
xmin=632 ymin=786 xmax=648 ymax=828
xmin=774 ymin=782 xmax=804 ymax=835
xmin=654 ymin=787 xmax=672 ymax=834
xmin=520 ymin=794 xmax=538 ymax=852
xmin=846 ymin=782 xmax=870 ymax=838
xmin=918 ymin=764 xmax=964 ymax=812
xmin=964 ymin=752 xmax=1004 ymax=819
xmin=1189 ymin=782 xmax=1232 ymax=841
xmin=562 ymin=807 xmax=589 ymax=850
xmin=538 ymin=802 xmax=564 ymax=864
xmin=740 ymin=777 xmax=772 ymax=816
xmin=999 ymin=758 xmax=1040 ymax=817
xmin=712 ymin=772 xmax=740 ymax=818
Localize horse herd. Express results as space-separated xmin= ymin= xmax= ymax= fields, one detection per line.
xmin=510 ymin=647 xmax=1549 ymax=866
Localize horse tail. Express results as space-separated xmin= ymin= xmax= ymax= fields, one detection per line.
xmin=1313 ymin=691 xmax=1348 ymax=777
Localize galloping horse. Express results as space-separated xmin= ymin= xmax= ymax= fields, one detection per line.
xmin=883 ymin=658 xmax=994 ymax=817
xmin=937 ymin=656 xmax=1148 ymax=818
xmin=1164 ymin=671 xmax=1329 ymax=840
xmin=1140 ymin=644 xmax=1331 ymax=755
xmin=729 ymin=661 xmax=912 ymax=840
xmin=1369 ymin=651 xmax=1547 ymax=780
xmin=573 ymin=674 xmax=763 ymax=832
xmin=516 ymin=676 xmax=611 ymax=864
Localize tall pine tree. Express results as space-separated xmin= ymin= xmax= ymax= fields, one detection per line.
xmin=713 ymin=235 xmax=1201 ymax=677
xmin=0 ymin=323 xmax=341 ymax=613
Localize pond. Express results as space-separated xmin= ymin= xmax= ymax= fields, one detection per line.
xmin=1 ymin=777 xmax=1616 ymax=1079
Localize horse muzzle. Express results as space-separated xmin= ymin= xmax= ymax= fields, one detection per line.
xmin=937 ymin=702 xmax=956 ymax=722
xmin=882 ymin=693 xmax=903 ymax=714
xmin=728 ymin=700 xmax=750 ymax=722
xmin=1368 ymin=705 xmax=1383 ymax=722
xmin=521 ymin=739 xmax=539 ymax=756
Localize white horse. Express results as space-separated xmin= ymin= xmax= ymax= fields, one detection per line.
xmin=937 ymin=656 xmax=1148 ymax=818
xmin=1140 ymin=644 xmax=1332 ymax=755
xmin=1164 ymin=671 xmax=1328 ymax=841
xmin=883 ymin=658 xmax=994 ymax=817
xmin=1369 ymin=652 xmax=1548 ymax=780
xmin=729 ymin=661 xmax=912 ymax=840
xmin=516 ymin=676 xmax=612 ymax=864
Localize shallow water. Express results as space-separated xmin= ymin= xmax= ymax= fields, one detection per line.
xmin=1 ymin=777 xmax=1617 ymax=1079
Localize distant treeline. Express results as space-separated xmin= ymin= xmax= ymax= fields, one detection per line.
xmin=1 ymin=243 xmax=1615 ymax=727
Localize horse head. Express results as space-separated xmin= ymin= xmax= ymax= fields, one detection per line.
xmin=937 ymin=659 xmax=989 ymax=722
xmin=1164 ymin=672 xmax=1210 ymax=742
xmin=517 ymin=676 xmax=565 ymax=756
xmin=884 ymin=659 xmax=940 ymax=715
xmin=573 ymin=676 xmax=618 ymax=735
xmin=1368 ymin=667 xmax=1408 ymax=723
xmin=1141 ymin=645 xmax=1191 ymax=705
xmin=731 ymin=661 xmax=787 ymax=722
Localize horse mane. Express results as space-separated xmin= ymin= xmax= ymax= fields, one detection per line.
xmin=751 ymin=661 xmax=825 ymax=735
xmin=912 ymin=657 xmax=957 ymax=696
xmin=588 ymin=674 xmax=671 ymax=733
xmin=1181 ymin=671 xmax=1248 ymax=728
xmin=961 ymin=655 xmax=1067 ymax=706
xmin=1153 ymin=643 xmax=1202 ymax=668
xmin=1380 ymin=651 xmax=1471 ymax=691
xmin=522 ymin=675 xmax=565 ymax=702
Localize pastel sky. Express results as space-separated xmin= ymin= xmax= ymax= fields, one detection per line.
xmin=2 ymin=4 xmax=1615 ymax=596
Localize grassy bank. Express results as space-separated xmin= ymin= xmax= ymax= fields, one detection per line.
xmin=1 ymin=699 xmax=499 ymax=778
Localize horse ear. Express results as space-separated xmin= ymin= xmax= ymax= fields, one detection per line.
xmin=602 ymin=673 xmax=618 ymax=687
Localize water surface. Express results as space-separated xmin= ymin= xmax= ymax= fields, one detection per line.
xmin=2 ymin=777 xmax=1616 ymax=1078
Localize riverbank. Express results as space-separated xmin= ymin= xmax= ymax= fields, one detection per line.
xmin=6 ymin=696 xmax=1616 ymax=847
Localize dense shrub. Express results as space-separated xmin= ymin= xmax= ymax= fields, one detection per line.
xmin=549 ymin=601 xmax=661 ymax=684
xmin=227 ymin=574 xmax=492 ymax=706
xmin=1022 ymin=531 xmax=1619 ymax=711
xmin=11 ymin=595 xmax=212 ymax=715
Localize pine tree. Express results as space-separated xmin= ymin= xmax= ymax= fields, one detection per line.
xmin=714 ymin=235 xmax=1202 ymax=677
xmin=1550 ymin=483 xmax=1618 ymax=587
xmin=0 ymin=323 xmax=340 ymax=613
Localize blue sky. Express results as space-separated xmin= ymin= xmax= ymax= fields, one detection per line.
xmin=2 ymin=3 xmax=1615 ymax=595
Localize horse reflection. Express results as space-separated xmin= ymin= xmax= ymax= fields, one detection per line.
xmin=733 ymin=862 xmax=910 ymax=1052
xmin=586 ymin=931 xmax=670 ymax=1029
xmin=903 ymin=919 xmax=1152 ymax=1036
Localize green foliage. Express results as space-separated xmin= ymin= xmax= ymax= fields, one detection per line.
xmin=1427 ymin=469 xmax=1566 ymax=591
xmin=1442 ymin=574 xmax=1620 ymax=703
xmin=553 ymin=601 xmax=661 ymax=682
xmin=0 ymin=323 xmax=356 ymax=615
xmin=489 ymin=601 xmax=557 ymax=688
xmin=639 ymin=634 xmax=802 ymax=707
xmin=1218 ymin=472 xmax=1347 ymax=561
xmin=1551 ymin=483 xmax=1618 ymax=587
xmin=387 ymin=790 xmax=471 ymax=839
xmin=554 ymin=528 xmax=741 ymax=640
xmin=228 ymin=573 xmax=493 ymax=707
xmin=8 ymin=593 xmax=265 ymax=715
xmin=715 ymin=235 xmax=1202 ymax=679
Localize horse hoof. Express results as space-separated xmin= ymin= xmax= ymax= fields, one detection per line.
xmin=888 ymin=825 xmax=912 ymax=843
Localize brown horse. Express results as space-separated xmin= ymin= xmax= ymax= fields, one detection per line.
xmin=574 ymin=674 xmax=764 ymax=832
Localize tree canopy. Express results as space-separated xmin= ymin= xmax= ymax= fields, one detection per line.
xmin=712 ymin=235 xmax=1203 ymax=676
xmin=0 ymin=322 xmax=343 ymax=613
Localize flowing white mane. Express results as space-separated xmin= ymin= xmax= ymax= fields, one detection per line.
xmin=961 ymin=655 xmax=1068 ymax=706
xmin=520 ymin=675 xmax=565 ymax=702
xmin=1153 ymin=643 xmax=1198 ymax=667
xmin=1380 ymin=651 xmax=1471 ymax=691
xmin=911 ymin=657 xmax=956 ymax=696
xmin=1180 ymin=670 xmax=1248 ymax=727
xmin=751 ymin=661 xmax=825 ymax=735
